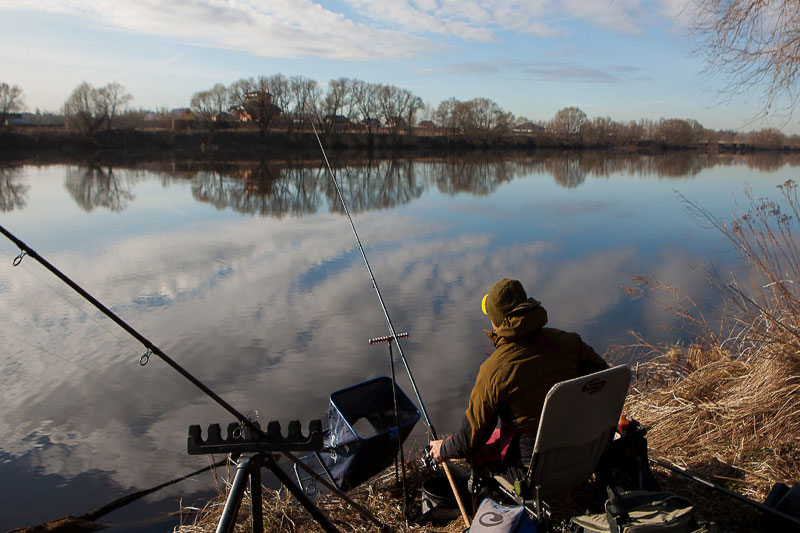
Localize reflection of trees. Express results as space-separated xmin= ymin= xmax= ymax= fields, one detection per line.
xmin=547 ymin=156 xmax=586 ymax=188
xmin=433 ymin=156 xmax=520 ymax=195
xmin=191 ymin=161 xmax=326 ymax=218
xmin=108 ymin=151 xmax=800 ymax=217
xmin=329 ymin=160 xmax=425 ymax=213
xmin=65 ymin=166 xmax=134 ymax=212
xmin=741 ymin=151 xmax=800 ymax=172
xmin=0 ymin=167 xmax=29 ymax=212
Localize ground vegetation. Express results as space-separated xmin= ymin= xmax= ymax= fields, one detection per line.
xmin=617 ymin=181 xmax=800 ymax=530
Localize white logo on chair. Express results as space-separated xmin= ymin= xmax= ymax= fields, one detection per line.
xmin=470 ymin=498 xmax=534 ymax=532
xmin=478 ymin=510 xmax=504 ymax=527
xmin=581 ymin=378 xmax=606 ymax=394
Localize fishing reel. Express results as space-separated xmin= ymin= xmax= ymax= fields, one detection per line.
xmin=421 ymin=446 xmax=439 ymax=472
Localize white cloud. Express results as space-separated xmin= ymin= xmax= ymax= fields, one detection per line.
xmin=346 ymin=0 xmax=681 ymax=41
xmin=1 ymin=0 xmax=436 ymax=60
xmin=0 ymin=0 xmax=690 ymax=63
xmin=657 ymin=0 xmax=698 ymax=30
xmin=561 ymin=0 xmax=649 ymax=35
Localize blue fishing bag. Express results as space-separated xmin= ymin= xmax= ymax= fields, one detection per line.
xmin=312 ymin=377 xmax=420 ymax=490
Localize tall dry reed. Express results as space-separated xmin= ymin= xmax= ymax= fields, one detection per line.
xmin=619 ymin=180 xmax=800 ymax=529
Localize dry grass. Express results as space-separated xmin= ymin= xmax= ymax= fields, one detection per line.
xmin=616 ymin=181 xmax=800 ymax=530
xmin=175 ymin=444 xmax=470 ymax=533
xmin=179 ymin=182 xmax=800 ymax=531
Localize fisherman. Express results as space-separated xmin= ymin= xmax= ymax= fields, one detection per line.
xmin=428 ymin=277 xmax=608 ymax=469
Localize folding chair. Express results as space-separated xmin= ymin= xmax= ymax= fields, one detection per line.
xmin=474 ymin=364 xmax=632 ymax=525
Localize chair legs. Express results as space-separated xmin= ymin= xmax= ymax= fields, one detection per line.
xmin=469 ymin=467 xmax=551 ymax=528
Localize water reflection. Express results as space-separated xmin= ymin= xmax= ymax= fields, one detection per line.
xmin=0 ymin=166 xmax=28 ymax=212
xmin=30 ymin=151 xmax=800 ymax=217
xmin=0 ymin=153 xmax=798 ymax=529
xmin=65 ymin=165 xmax=135 ymax=212
xmin=54 ymin=151 xmax=800 ymax=218
xmin=191 ymin=163 xmax=326 ymax=217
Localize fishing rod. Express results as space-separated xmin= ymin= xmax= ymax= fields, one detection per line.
xmin=0 ymin=224 xmax=387 ymax=530
xmin=0 ymin=223 xmax=261 ymax=437
xmin=310 ymin=123 xmax=472 ymax=527
xmin=310 ymin=123 xmax=434 ymax=434
xmin=650 ymin=457 xmax=800 ymax=527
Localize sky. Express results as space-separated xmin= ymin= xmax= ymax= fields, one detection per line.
xmin=0 ymin=0 xmax=795 ymax=133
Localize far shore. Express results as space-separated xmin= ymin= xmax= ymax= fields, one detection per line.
xmin=1 ymin=126 xmax=795 ymax=162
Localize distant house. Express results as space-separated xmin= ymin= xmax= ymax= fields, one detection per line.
xmin=230 ymin=105 xmax=252 ymax=122
xmin=362 ymin=118 xmax=381 ymax=132
xmin=3 ymin=113 xmax=26 ymax=126
xmin=171 ymin=108 xmax=198 ymax=129
xmin=169 ymin=108 xmax=193 ymax=120
xmin=212 ymin=111 xmax=234 ymax=123
xmin=513 ymin=122 xmax=544 ymax=134
xmin=324 ymin=114 xmax=351 ymax=131
xmin=230 ymin=90 xmax=281 ymax=123
xmin=385 ymin=116 xmax=409 ymax=132
xmin=416 ymin=120 xmax=437 ymax=134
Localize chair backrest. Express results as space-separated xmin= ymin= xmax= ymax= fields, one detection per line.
xmin=528 ymin=364 xmax=631 ymax=496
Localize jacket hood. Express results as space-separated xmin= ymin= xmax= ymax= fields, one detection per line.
xmin=484 ymin=298 xmax=548 ymax=346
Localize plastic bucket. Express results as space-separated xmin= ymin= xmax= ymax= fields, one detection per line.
xmin=421 ymin=475 xmax=470 ymax=516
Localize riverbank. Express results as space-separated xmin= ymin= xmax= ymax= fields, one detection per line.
xmin=1 ymin=126 xmax=795 ymax=161
xmin=176 ymin=184 xmax=800 ymax=532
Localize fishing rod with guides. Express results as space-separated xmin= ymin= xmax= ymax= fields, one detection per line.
xmin=310 ymin=123 xmax=472 ymax=527
xmin=0 ymin=224 xmax=387 ymax=531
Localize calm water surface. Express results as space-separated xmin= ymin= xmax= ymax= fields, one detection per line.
xmin=1 ymin=152 xmax=798 ymax=529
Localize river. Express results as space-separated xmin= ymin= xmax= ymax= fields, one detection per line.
xmin=0 ymin=151 xmax=797 ymax=530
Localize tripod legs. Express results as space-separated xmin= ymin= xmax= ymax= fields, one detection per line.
xmin=216 ymin=457 xmax=251 ymax=533
xmin=215 ymin=453 xmax=339 ymax=533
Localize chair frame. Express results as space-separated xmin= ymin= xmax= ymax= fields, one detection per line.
xmin=471 ymin=365 xmax=632 ymax=526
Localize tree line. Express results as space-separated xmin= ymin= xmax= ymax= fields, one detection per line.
xmin=3 ymin=77 xmax=800 ymax=150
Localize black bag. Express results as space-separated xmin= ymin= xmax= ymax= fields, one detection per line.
xmin=593 ymin=420 xmax=660 ymax=493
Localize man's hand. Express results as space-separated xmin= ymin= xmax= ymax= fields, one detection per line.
xmin=428 ymin=439 xmax=444 ymax=463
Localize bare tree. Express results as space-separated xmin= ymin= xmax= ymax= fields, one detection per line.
xmin=261 ymin=74 xmax=291 ymax=126
xmin=190 ymin=83 xmax=229 ymax=121
xmin=97 ymin=82 xmax=133 ymax=130
xmin=322 ymin=78 xmax=353 ymax=119
xmin=466 ymin=98 xmax=513 ymax=134
xmin=350 ymin=80 xmax=382 ymax=138
xmin=228 ymin=77 xmax=257 ymax=108
xmin=435 ymin=98 xmax=459 ymax=136
xmin=377 ymin=84 xmax=422 ymax=137
xmin=0 ymin=83 xmax=25 ymax=126
xmin=287 ymin=76 xmax=321 ymax=131
xmin=63 ymin=82 xmax=106 ymax=134
xmin=693 ymin=0 xmax=800 ymax=117
xmin=549 ymin=107 xmax=587 ymax=136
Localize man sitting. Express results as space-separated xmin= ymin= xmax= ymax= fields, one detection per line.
xmin=429 ymin=278 xmax=608 ymax=470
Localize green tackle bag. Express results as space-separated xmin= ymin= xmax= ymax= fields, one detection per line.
xmin=567 ymin=490 xmax=711 ymax=533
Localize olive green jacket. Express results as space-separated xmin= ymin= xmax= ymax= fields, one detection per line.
xmin=440 ymin=299 xmax=608 ymax=460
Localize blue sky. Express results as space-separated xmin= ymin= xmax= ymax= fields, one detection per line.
xmin=0 ymin=0 xmax=794 ymax=133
